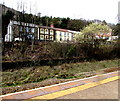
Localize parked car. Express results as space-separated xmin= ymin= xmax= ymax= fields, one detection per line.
xmin=14 ymin=37 xmax=22 ymax=41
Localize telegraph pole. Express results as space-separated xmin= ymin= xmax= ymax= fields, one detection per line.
xmin=118 ymin=1 xmax=120 ymax=23
xmin=118 ymin=1 xmax=120 ymax=40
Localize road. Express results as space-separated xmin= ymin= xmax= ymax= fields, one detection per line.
xmin=57 ymin=80 xmax=119 ymax=99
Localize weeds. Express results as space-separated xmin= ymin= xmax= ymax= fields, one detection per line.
xmin=2 ymin=59 xmax=119 ymax=87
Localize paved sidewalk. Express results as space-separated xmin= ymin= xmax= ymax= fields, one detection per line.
xmin=57 ymin=80 xmax=118 ymax=99
xmin=1 ymin=71 xmax=119 ymax=101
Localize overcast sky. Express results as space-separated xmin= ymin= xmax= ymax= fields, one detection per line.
xmin=1 ymin=0 xmax=120 ymax=24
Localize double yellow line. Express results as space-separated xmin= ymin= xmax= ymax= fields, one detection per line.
xmin=25 ymin=75 xmax=120 ymax=100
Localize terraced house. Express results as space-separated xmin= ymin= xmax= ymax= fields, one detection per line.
xmin=5 ymin=20 xmax=38 ymax=42
xmin=38 ymin=26 xmax=55 ymax=41
xmin=5 ymin=20 xmax=81 ymax=43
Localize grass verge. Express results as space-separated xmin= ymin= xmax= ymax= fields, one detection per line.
xmin=1 ymin=59 xmax=120 ymax=95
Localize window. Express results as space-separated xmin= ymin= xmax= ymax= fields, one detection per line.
xmin=31 ymin=28 xmax=34 ymax=33
xmin=45 ymin=35 xmax=49 ymax=40
xmin=50 ymin=36 xmax=53 ymax=40
xmin=60 ymin=32 xmax=62 ymax=36
xmin=19 ymin=26 xmax=22 ymax=32
xmin=50 ymin=30 xmax=53 ymax=35
xmin=71 ymin=33 xmax=74 ymax=38
xmin=60 ymin=38 xmax=62 ymax=41
xmin=40 ymin=35 xmax=44 ymax=40
xmin=40 ymin=28 xmax=44 ymax=33
xmin=29 ymin=27 xmax=31 ymax=32
xmin=73 ymin=34 xmax=75 ymax=38
xmin=45 ymin=29 xmax=48 ymax=34
xmin=26 ymin=27 xmax=29 ymax=32
xmin=64 ymin=32 xmax=66 ymax=37
xmin=67 ymin=33 xmax=69 ymax=37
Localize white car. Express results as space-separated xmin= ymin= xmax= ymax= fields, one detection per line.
xmin=14 ymin=37 xmax=22 ymax=41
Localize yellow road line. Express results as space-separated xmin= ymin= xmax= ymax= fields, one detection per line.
xmin=25 ymin=76 xmax=120 ymax=100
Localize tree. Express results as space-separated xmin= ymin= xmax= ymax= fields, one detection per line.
xmin=67 ymin=19 xmax=89 ymax=31
xmin=52 ymin=17 xmax=61 ymax=28
xmin=75 ymin=32 xmax=84 ymax=43
xmin=2 ymin=10 xmax=14 ymax=55
xmin=2 ymin=10 xmax=14 ymax=42
xmin=102 ymin=20 xmax=107 ymax=25
xmin=112 ymin=23 xmax=120 ymax=36
xmin=59 ymin=17 xmax=70 ymax=29
xmin=41 ymin=16 xmax=50 ymax=26
xmin=81 ymin=23 xmax=111 ymax=39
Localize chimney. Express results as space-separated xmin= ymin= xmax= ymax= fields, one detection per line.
xmin=50 ymin=24 xmax=54 ymax=28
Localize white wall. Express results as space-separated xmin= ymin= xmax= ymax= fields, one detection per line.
xmin=5 ymin=20 xmax=13 ymax=42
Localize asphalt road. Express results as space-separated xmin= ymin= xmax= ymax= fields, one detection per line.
xmin=57 ymin=80 xmax=119 ymax=99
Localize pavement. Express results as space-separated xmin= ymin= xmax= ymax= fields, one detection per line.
xmin=1 ymin=71 xmax=120 ymax=101
xmin=57 ymin=80 xmax=119 ymax=99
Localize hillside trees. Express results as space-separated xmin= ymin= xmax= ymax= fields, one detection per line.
xmin=59 ymin=17 xmax=70 ymax=29
xmin=14 ymin=13 xmax=90 ymax=31
xmin=67 ymin=19 xmax=89 ymax=31
xmin=52 ymin=17 xmax=62 ymax=28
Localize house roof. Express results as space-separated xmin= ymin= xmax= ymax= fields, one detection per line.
xmin=11 ymin=20 xmax=80 ymax=34
xmin=39 ymin=26 xmax=80 ymax=33
xmin=39 ymin=26 xmax=69 ymax=32
xmin=53 ymin=28 xmax=69 ymax=32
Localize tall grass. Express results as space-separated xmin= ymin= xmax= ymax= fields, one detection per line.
xmin=2 ymin=59 xmax=119 ymax=87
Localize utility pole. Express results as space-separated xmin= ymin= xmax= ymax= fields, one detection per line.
xmin=118 ymin=1 xmax=120 ymax=40
xmin=29 ymin=1 xmax=34 ymax=51
xmin=0 ymin=3 xmax=2 ymax=95
xmin=31 ymin=2 xmax=37 ymax=51
xmin=31 ymin=15 xmax=34 ymax=51
xmin=23 ymin=3 xmax=25 ymax=42
xmin=118 ymin=1 xmax=120 ymax=23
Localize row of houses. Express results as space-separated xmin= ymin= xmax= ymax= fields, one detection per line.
xmin=5 ymin=20 xmax=118 ymax=43
xmin=5 ymin=20 xmax=80 ymax=43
